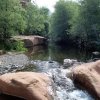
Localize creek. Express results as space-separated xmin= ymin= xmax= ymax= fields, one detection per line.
xmin=23 ymin=44 xmax=94 ymax=100
xmin=0 ymin=43 xmax=95 ymax=100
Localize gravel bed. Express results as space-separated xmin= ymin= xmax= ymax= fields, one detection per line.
xmin=0 ymin=53 xmax=29 ymax=74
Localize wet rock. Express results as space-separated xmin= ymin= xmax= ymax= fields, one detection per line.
xmin=72 ymin=60 xmax=100 ymax=99
xmin=0 ymin=72 xmax=53 ymax=100
xmin=31 ymin=60 xmax=60 ymax=72
xmin=28 ymin=60 xmax=94 ymax=100
xmin=92 ymin=51 xmax=100 ymax=55
xmin=64 ymin=59 xmax=77 ymax=65
xmin=63 ymin=59 xmax=82 ymax=67
xmin=91 ymin=51 xmax=100 ymax=61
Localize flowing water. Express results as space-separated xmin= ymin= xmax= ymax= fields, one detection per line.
xmin=24 ymin=44 xmax=95 ymax=100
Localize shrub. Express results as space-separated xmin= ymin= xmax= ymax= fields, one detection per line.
xmin=4 ymin=40 xmax=27 ymax=52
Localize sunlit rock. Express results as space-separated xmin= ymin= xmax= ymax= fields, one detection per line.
xmin=91 ymin=51 xmax=100 ymax=61
xmin=0 ymin=72 xmax=53 ymax=100
xmin=13 ymin=36 xmax=47 ymax=47
xmin=63 ymin=59 xmax=82 ymax=67
xmin=28 ymin=60 xmax=94 ymax=100
xmin=72 ymin=60 xmax=100 ymax=99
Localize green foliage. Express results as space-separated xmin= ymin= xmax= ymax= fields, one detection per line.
xmin=4 ymin=40 xmax=27 ymax=52
xmin=70 ymin=0 xmax=100 ymax=47
xmin=50 ymin=0 xmax=78 ymax=42
xmin=39 ymin=7 xmax=49 ymax=20
xmin=0 ymin=0 xmax=50 ymax=51
xmin=12 ymin=41 xmax=27 ymax=51
xmin=50 ymin=0 xmax=100 ymax=50
xmin=24 ymin=3 xmax=49 ymax=37
xmin=0 ymin=0 xmax=26 ymax=39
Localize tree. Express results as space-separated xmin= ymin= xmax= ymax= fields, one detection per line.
xmin=50 ymin=0 xmax=77 ymax=43
xmin=25 ymin=3 xmax=49 ymax=37
xmin=70 ymin=0 xmax=100 ymax=47
xmin=0 ymin=0 xmax=26 ymax=40
xmin=39 ymin=7 xmax=49 ymax=20
xmin=39 ymin=7 xmax=50 ymax=37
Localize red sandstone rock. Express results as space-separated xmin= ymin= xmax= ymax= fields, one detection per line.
xmin=0 ymin=72 xmax=52 ymax=100
xmin=72 ymin=60 xmax=100 ymax=99
xmin=14 ymin=36 xmax=47 ymax=47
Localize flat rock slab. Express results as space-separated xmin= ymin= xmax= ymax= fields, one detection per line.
xmin=13 ymin=35 xmax=47 ymax=47
xmin=0 ymin=72 xmax=53 ymax=100
xmin=72 ymin=60 xmax=100 ymax=99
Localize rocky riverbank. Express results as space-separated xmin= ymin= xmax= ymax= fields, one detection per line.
xmin=0 ymin=53 xmax=29 ymax=74
xmin=0 ymin=53 xmax=54 ymax=100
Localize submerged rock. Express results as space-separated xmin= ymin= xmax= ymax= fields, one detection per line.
xmin=0 ymin=72 xmax=53 ymax=100
xmin=72 ymin=60 xmax=100 ymax=99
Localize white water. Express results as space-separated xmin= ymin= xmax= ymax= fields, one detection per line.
xmin=31 ymin=60 xmax=94 ymax=100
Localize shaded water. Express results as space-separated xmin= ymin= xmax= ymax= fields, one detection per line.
xmin=28 ymin=44 xmax=91 ymax=63
xmin=24 ymin=44 xmax=95 ymax=100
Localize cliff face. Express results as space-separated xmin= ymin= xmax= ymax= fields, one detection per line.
xmin=20 ymin=0 xmax=30 ymax=6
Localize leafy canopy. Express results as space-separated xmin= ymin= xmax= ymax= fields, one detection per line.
xmin=0 ymin=0 xmax=26 ymax=39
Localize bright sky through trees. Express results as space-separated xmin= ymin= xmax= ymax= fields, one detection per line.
xmin=34 ymin=0 xmax=58 ymax=12
xmin=34 ymin=0 xmax=77 ymax=12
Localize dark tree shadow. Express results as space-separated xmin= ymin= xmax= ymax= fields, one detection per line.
xmin=0 ymin=94 xmax=25 ymax=100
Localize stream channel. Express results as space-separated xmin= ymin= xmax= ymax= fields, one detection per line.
xmin=23 ymin=44 xmax=95 ymax=100
xmin=0 ymin=43 xmax=96 ymax=100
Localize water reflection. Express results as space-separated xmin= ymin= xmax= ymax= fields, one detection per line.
xmin=27 ymin=45 xmax=49 ymax=61
xmin=27 ymin=44 xmax=91 ymax=64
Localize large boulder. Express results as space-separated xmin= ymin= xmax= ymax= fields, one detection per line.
xmin=13 ymin=36 xmax=47 ymax=47
xmin=71 ymin=60 xmax=100 ymax=99
xmin=0 ymin=72 xmax=53 ymax=100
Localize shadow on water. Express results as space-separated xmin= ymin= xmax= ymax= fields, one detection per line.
xmin=27 ymin=44 xmax=92 ymax=64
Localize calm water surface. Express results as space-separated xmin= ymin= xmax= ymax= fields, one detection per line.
xmin=28 ymin=44 xmax=91 ymax=63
